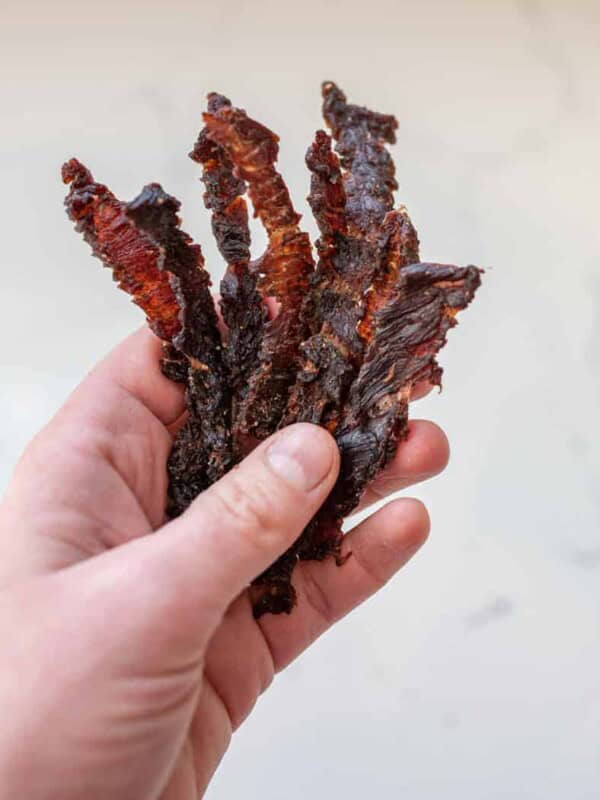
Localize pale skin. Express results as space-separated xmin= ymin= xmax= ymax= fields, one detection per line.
xmin=0 ymin=328 xmax=449 ymax=799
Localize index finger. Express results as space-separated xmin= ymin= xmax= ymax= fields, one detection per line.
xmin=86 ymin=327 xmax=186 ymax=428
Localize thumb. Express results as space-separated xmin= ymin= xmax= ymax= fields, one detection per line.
xmin=76 ymin=423 xmax=339 ymax=659
xmin=158 ymin=422 xmax=339 ymax=617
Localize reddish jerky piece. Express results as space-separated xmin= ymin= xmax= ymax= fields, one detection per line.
xmin=190 ymin=96 xmax=266 ymax=445
xmin=125 ymin=184 xmax=232 ymax=513
xmin=62 ymin=159 xmax=182 ymax=343
xmin=358 ymin=208 xmax=420 ymax=344
xmin=62 ymin=161 xmax=230 ymax=516
xmin=203 ymin=100 xmax=314 ymax=441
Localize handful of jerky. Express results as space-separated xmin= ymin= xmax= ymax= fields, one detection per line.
xmin=62 ymin=83 xmax=482 ymax=617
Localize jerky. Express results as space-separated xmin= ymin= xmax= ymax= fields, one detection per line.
xmin=284 ymin=84 xmax=400 ymax=430
xmin=203 ymin=99 xmax=314 ymax=441
xmin=160 ymin=342 xmax=189 ymax=383
xmin=125 ymin=184 xmax=231 ymax=513
xmin=283 ymin=131 xmax=355 ymax=427
xmin=63 ymin=83 xmax=483 ymax=620
xmin=299 ymin=262 xmax=483 ymax=562
xmin=62 ymin=161 xmax=230 ymax=515
xmin=62 ymin=159 xmax=182 ymax=343
xmin=253 ymin=261 xmax=481 ymax=616
xmin=321 ymin=81 xmax=398 ymax=231
xmin=190 ymin=95 xmax=266 ymax=450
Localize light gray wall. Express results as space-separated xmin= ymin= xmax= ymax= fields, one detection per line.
xmin=2 ymin=1 xmax=599 ymax=797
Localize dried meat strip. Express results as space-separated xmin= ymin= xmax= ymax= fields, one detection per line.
xmin=125 ymin=185 xmax=232 ymax=513
xmin=283 ymin=131 xmax=356 ymax=427
xmin=300 ymin=262 xmax=483 ymax=561
xmin=125 ymin=184 xmax=222 ymax=367
xmin=62 ymin=159 xmax=182 ymax=344
xmin=284 ymin=84 xmax=401 ymax=431
xmin=203 ymin=99 xmax=314 ymax=441
xmin=321 ymin=81 xmax=398 ymax=233
xmin=62 ymin=160 xmax=230 ymax=516
xmin=190 ymin=95 xmax=266 ymax=450
xmin=253 ymin=261 xmax=481 ymax=616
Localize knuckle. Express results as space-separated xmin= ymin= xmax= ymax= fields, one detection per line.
xmin=299 ymin=566 xmax=336 ymax=626
xmin=352 ymin=543 xmax=392 ymax=588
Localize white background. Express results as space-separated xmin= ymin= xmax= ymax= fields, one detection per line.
xmin=2 ymin=1 xmax=599 ymax=797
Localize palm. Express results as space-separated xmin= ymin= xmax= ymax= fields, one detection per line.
xmin=2 ymin=329 xmax=446 ymax=799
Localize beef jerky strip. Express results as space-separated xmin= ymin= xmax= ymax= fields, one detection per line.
xmin=190 ymin=94 xmax=266 ymax=455
xmin=284 ymin=83 xmax=399 ymax=430
xmin=253 ymin=261 xmax=481 ymax=616
xmin=322 ymin=81 xmax=398 ymax=229
xmin=281 ymin=131 xmax=355 ymax=427
xmin=62 ymin=159 xmax=182 ymax=344
xmin=125 ymin=185 xmax=231 ymax=516
xmin=61 ymin=160 xmax=230 ymax=515
xmin=203 ymin=99 xmax=314 ymax=442
xmin=297 ymin=262 xmax=483 ymax=565
xmin=291 ymin=208 xmax=419 ymax=561
xmin=252 ymin=88 xmax=406 ymax=615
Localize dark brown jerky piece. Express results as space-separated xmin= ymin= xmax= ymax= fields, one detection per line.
xmin=299 ymin=262 xmax=483 ymax=561
xmin=249 ymin=548 xmax=299 ymax=618
xmin=203 ymin=100 xmax=314 ymax=441
xmin=254 ymin=86 xmax=408 ymax=614
xmin=190 ymin=95 xmax=266 ymax=448
xmin=125 ymin=184 xmax=232 ymax=514
xmin=160 ymin=342 xmax=189 ymax=383
xmin=284 ymin=84 xmax=401 ymax=431
xmin=283 ymin=131 xmax=356 ymax=427
xmin=125 ymin=184 xmax=221 ymax=363
xmin=321 ymin=81 xmax=398 ymax=232
xmin=253 ymin=262 xmax=481 ymax=616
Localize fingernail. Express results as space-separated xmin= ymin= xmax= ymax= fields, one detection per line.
xmin=267 ymin=425 xmax=334 ymax=492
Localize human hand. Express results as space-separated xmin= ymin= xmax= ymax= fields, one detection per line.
xmin=0 ymin=328 xmax=448 ymax=799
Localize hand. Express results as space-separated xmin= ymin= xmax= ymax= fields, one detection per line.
xmin=0 ymin=328 xmax=448 ymax=800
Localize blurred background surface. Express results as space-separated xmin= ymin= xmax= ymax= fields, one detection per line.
xmin=2 ymin=0 xmax=599 ymax=797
